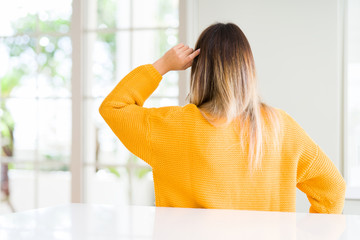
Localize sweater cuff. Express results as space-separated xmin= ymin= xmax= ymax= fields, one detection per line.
xmin=144 ymin=64 xmax=163 ymax=86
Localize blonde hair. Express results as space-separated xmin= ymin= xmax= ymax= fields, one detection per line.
xmin=188 ymin=23 xmax=280 ymax=171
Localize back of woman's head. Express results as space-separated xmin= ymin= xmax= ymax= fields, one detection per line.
xmin=190 ymin=22 xmax=257 ymax=121
xmin=188 ymin=22 xmax=279 ymax=170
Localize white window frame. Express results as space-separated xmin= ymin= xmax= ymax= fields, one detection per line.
xmin=70 ymin=0 xmax=84 ymax=203
xmin=0 ymin=2 xmax=73 ymax=211
xmin=343 ymin=0 xmax=360 ymax=200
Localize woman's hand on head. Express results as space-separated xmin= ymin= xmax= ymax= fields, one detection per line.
xmin=152 ymin=43 xmax=200 ymax=75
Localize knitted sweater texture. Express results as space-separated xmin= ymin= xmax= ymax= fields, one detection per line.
xmin=99 ymin=64 xmax=346 ymax=213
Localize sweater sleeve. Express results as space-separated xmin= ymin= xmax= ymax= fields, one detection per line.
xmin=297 ymin=145 xmax=346 ymax=214
xmin=99 ymin=64 xmax=163 ymax=167
xmin=283 ymin=113 xmax=346 ymax=214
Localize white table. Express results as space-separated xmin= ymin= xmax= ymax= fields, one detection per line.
xmin=0 ymin=204 xmax=359 ymax=239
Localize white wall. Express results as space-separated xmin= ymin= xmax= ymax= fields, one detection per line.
xmin=189 ymin=0 xmax=351 ymax=212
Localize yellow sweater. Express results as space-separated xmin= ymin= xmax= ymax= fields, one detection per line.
xmin=99 ymin=64 xmax=346 ymax=214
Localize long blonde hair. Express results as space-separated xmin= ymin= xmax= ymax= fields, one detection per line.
xmin=188 ymin=23 xmax=280 ymax=170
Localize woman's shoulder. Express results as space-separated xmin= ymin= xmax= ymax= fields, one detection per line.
xmin=270 ymin=108 xmax=312 ymax=142
xmin=147 ymin=103 xmax=201 ymax=121
xmin=262 ymin=106 xmax=295 ymax=123
xmin=273 ymin=108 xmax=300 ymax=127
xmin=260 ymin=105 xmax=305 ymax=135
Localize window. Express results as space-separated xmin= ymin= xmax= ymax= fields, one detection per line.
xmin=345 ymin=0 xmax=360 ymax=198
xmin=81 ymin=0 xmax=179 ymax=205
xmin=0 ymin=0 xmax=72 ymax=213
xmin=0 ymin=0 xmax=181 ymax=213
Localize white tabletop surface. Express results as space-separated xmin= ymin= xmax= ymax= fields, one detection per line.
xmin=0 ymin=204 xmax=359 ymax=240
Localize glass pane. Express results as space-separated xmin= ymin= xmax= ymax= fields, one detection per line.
xmin=94 ymin=0 xmax=178 ymax=29
xmin=115 ymin=31 xmax=131 ymax=84
xmin=38 ymin=100 xmax=71 ymax=164
xmin=96 ymin=0 xmax=117 ymax=29
xmin=152 ymin=71 xmax=179 ymax=97
xmin=144 ymin=97 xmax=178 ymax=108
xmin=38 ymin=35 xmax=72 ymax=98
xmin=38 ymin=167 xmax=70 ymax=208
xmin=347 ymin=0 xmax=360 ymax=187
xmin=85 ymin=166 xmax=129 ymax=205
xmin=0 ymin=0 xmax=72 ymax=36
xmin=0 ymin=162 xmax=36 ymax=214
xmin=83 ymin=98 xmax=98 ymax=165
xmin=89 ymin=33 xmax=118 ymax=97
xmin=0 ymin=3 xmax=37 ymax=36
xmin=116 ymin=0 xmax=131 ymax=28
xmin=89 ymin=30 xmax=182 ymax=98
xmin=132 ymin=29 xmax=178 ymax=68
xmin=94 ymin=0 xmax=131 ymax=30
xmin=0 ymin=36 xmax=38 ymax=98
xmin=37 ymin=0 xmax=72 ymax=33
xmin=130 ymin=167 xmax=154 ymax=206
xmin=131 ymin=155 xmax=151 ymax=168
xmin=2 ymin=99 xmax=37 ymax=161
xmin=132 ymin=0 xmax=179 ymax=28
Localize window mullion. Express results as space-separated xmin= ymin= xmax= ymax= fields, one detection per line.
xmin=70 ymin=0 xmax=84 ymax=203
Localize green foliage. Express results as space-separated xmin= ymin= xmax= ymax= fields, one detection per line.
xmin=44 ymin=153 xmax=67 ymax=161
xmin=99 ymin=33 xmax=116 ymax=54
xmin=0 ymin=100 xmax=15 ymax=157
xmin=129 ymin=154 xmax=152 ymax=179
xmin=0 ymin=119 xmax=13 ymax=151
xmin=38 ymin=36 xmax=71 ymax=87
xmin=105 ymin=154 xmax=152 ymax=179
xmin=135 ymin=168 xmax=152 ymax=179
xmin=38 ymin=19 xmax=70 ymax=33
xmin=128 ymin=154 xmax=139 ymax=164
xmin=7 ymin=162 xmax=14 ymax=170
xmin=97 ymin=0 xmax=117 ymax=28
xmin=0 ymin=107 xmax=15 ymax=135
xmin=5 ymin=36 xmax=36 ymax=57
xmin=42 ymin=153 xmax=70 ymax=171
xmin=11 ymin=13 xmax=70 ymax=34
xmin=1 ymin=69 xmax=23 ymax=97
xmin=57 ymin=165 xmax=70 ymax=171
xmin=108 ymin=167 xmax=121 ymax=178
xmin=10 ymin=14 xmax=37 ymax=34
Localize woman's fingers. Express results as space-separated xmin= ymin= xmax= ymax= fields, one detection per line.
xmin=181 ymin=48 xmax=200 ymax=69
xmin=179 ymin=44 xmax=188 ymax=49
xmin=162 ymin=43 xmax=199 ymax=71
xmin=183 ymin=47 xmax=194 ymax=56
xmin=173 ymin=43 xmax=184 ymax=50
xmin=183 ymin=49 xmax=200 ymax=70
xmin=184 ymin=61 xmax=193 ymax=69
xmin=187 ymin=48 xmax=200 ymax=60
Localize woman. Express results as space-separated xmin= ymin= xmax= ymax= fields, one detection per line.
xmin=99 ymin=23 xmax=346 ymax=213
